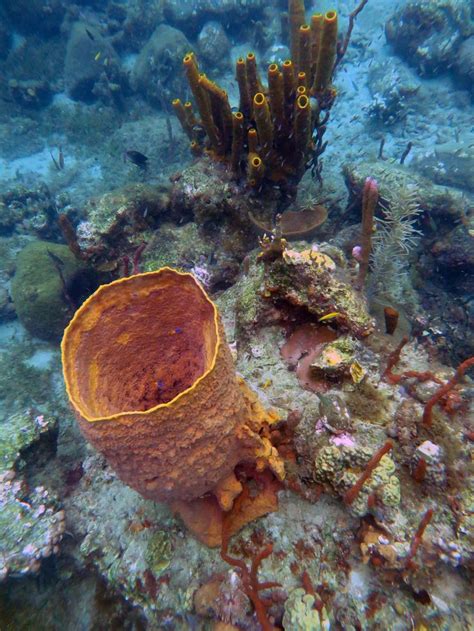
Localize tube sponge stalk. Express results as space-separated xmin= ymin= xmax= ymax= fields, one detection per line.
xmin=313 ymin=10 xmax=338 ymax=94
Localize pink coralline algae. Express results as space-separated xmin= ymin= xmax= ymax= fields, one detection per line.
xmin=330 ymin=433 xmax=357 ymax=448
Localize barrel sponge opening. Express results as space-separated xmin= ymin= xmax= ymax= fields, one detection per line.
xmin=62 ymin=267 xmax=219 ymax=421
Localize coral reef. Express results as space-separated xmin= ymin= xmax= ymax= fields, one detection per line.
xmin=131 ymin=24 xmax=191 ymax=107
xmin=261 ymin=243 xmax=374 ymax=338
xmin=64 ymin=22 xmax=124 ymax=104
xmin=1 ymin=0 xmax=474 ymax=628
xmin=385 ymin=0 xmax=474 ymax=78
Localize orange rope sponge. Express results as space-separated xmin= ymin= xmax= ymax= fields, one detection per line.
xmin=61 ymin=268 xmax=284 ymax=509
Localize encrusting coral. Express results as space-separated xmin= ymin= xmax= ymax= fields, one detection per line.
xmin=173 ymin=0 xmax=341 ymax=193
xmin=61 ymin=267 xmax=284 ymax=546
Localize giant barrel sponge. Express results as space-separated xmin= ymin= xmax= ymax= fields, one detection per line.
xmin=61 ymin=268 xmax=283 ymax=542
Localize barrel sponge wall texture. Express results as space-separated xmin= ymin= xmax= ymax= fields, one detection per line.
xmin=61 ymin=268 xmax=279 ymax=505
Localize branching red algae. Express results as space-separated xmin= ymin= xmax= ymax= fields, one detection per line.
xmin=343 ymin=441 xmax=394 ymax=505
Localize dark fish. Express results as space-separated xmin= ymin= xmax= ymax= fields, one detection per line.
xmin=85 ymin=28 xmax=95 ymax=41
xmin=125 ymin=150 xmax=149 ymax=170
xmin=175 ymin=327 xmax=183 ymax=334
xmin=192 ymin=125 xmax=206 ymax=142
xmin=58 ymin=146 xmax=65 ymax=170
xmin=157 ymin=380 xmax=165 ymax=390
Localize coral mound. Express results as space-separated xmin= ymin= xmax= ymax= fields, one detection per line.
xmin=61 ymin=268 xmax=283 ymax=539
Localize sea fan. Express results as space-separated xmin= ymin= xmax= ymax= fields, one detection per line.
xmin=369 ymin=186 xmax=422 ymax=303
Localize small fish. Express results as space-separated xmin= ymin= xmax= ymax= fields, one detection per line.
xmin=318 ymin=312 xmax=341 ymax=322
xmin=94 ymin=51 xmax=101 ymax=61
xmin=85 ymin=28 xmax=95 ymax=41
xmin=174 ymin=327 xmax=183 ymax=334
xmin=192 ymin=124 xmax=206 ymax=142
xmin=157 ymin=379 xmax=165 ymax=390
xmin=58 ymin=146 xmax=64 ymax=170
xmin=125 ymin=150 xmax=149 ymax=170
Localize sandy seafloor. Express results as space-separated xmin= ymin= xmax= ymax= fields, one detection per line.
xmin=0 ymin=0 xmax=473 ymax=629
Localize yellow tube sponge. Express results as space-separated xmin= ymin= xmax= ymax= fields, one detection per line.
xmin=253 ymin=92 xmax=273 ymax=162
xmin=183 ymin=53 xmax=220 ymax=150
xmin=310 ymin=13 xmax=324 ymax=86
xmin=248 ymin=152 xmax=265 ymax=187
xmin=235 ymin=57 xmax=251 ymax=119
xmin=313 ymin=10 xmax=338 ymax=94
xmin=298 ymin=24 xmax=312 ymax=80
xmin=294 ymin=93 xmax=312 ymax=174
xmin=231 ymin=111 xmax=245 ymax=173
xmin=289 ymin=0 xmax=306 ymax=67
xmin=172 ymin=98 xmax=193 ymax=139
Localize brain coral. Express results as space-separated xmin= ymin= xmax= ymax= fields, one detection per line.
xmin=61 ymin=268 xmax=282 ymax=512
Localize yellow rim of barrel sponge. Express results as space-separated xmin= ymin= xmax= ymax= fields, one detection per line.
xmin=61 ymin=267 xmax=221 ymax=423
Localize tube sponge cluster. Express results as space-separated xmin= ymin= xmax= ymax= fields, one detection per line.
xmin=172 ymin=4 xmax=338 ymax=191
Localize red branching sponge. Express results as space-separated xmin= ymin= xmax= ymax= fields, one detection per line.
xmin=423 ymin=357 xmax=474 ymax=427
xmin=343 ymin=441 xmax=393 ymax=505
xmin=220 ymin=500 xmax=280 ymax=631
xmin=356 ymin=176 xmax=378 ymax=290
xmin=404 ymin=508 xmax=434 ymax=570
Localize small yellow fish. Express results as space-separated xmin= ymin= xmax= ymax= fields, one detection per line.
xmin=260 ymin=378 xmax=272 ymax=389
xmin=94 ymin=51 xmax=101 ymax=61
xmin=318 ymin=312 xmax=341 ymax=322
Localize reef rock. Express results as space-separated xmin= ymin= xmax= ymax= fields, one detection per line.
xmin=131 ymin=24 xmax=191 ymax=107
xmin=0 ymin=21 xmax=12 ymax=59
xmin=76 ymin=183 xmax=171 ymax=264
xmin=385 ymin=0 xmax=474 ymax=77
xmin=2 ymin=0 xmax=66 ymax=36
xmin=0 ymin=411 xmax=63 ymax=582
xmin=164 ymin=0 xmax=264 ymax=34
xmin=197 ymin=21 xmax=231 ymax=71
xmin=367 ymin=59 xmax=420 ymax=124
xmin=262 ymin=246 xmax=374 ymax=338
xmin=454 ymin=35 xmax=474 ymax=97
xmin=8 ymin=78 xmax=52 ymax=109
xmin=412 ymin=137 xmax=474 ymax=193
xmin=65 ymin=22 xmax=122 ymax=103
